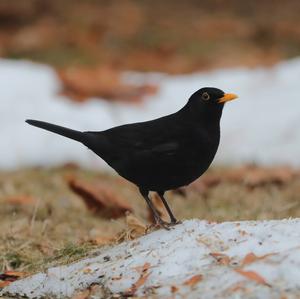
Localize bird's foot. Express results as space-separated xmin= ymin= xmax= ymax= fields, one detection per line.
xmin=170 ymin=218 xmax=182 ymax=225
xmin=155 ymin=218 xmax=183 ymax=230
xmin=151 ymin=218 xmax=172 ymax=230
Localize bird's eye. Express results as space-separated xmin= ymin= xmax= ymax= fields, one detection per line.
xmin=202 ymin=92 xmax=210 ymax=101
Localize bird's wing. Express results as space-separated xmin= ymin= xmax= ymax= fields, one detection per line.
xmin=151 ymin=142 xmax=179 ymax=153
xmin=97 ymin=121 xmax=181 ymax=159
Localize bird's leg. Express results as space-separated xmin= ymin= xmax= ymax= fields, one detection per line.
xmin=139 ymin=188 xmax=170 ymax=230
xmin=157 ymin=191 xmax=180 ymax=225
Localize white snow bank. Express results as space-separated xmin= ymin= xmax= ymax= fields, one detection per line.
xmin=1 ymin=58 xmax=300 ymax=169
xmin=2 ymin=219 xmax=300 ymax=298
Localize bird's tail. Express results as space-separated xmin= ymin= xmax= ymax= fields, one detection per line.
xmin=26 ymin=119 xmax=85 ymax=143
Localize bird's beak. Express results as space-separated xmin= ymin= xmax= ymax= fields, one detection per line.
xmin=218 ymin=93 xmax=238 ymax=104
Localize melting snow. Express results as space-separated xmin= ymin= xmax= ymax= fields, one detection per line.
xmin=2 ymin=219 xmax=300 ymax=298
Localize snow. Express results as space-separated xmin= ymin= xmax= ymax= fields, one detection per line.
xmin=1 ymin=58 xmax=300 ymax=169
xmin=2 ymin=219 xmax=300 ymax=298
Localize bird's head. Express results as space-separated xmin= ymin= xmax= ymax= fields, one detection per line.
xmin=190 ymin=87 xmax=238 ymax=106
xmin=183 ymin=87 xmax=238 ymax=122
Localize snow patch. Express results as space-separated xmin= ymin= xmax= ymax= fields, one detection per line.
xmin=2 ymin=219 xmax=300 ymax=298
xmin=1 ymin=58 xmax=300 ymax=169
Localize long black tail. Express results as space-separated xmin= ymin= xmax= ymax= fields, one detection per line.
xmin=26 ymin=119 xmax=85 ymax=143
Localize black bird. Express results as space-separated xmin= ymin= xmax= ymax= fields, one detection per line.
xmin=26 ymin=87 xmax=237 ymax=228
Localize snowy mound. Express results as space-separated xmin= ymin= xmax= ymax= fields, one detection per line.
xmin=1 ymin=58 xmax=300 ymax=169
xmin=2 ymin=219 xmax=300 ymax=298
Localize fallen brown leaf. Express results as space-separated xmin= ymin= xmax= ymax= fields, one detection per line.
xmin=226 ymin=165 xmax=298 ymax=187
xmin=58 ymin=66 xmax=158 ymax=104
xmin=0 ymin=281 xmax=10 ymax=288
xmin=226 ymin=281 xmax=248 ymax=293
xmin=83 ymin=268 xmax=92 ymax=274
xmin=235 ymin=269 xmax=270 ymax=286
xmin=67 ymin=177 xmax=132 ymax=218
xmin=177 ymin=166 xmax=299 ymax=196
xmin=210 ymin=252 xmax=231 ymax=265
xmin=88 ymin=236 xmax=114 ymax=246
xmin=126 ymin=213 xmax=147 ymax=238
xmin=0 ymin=271 xmax=27 ymax=281
xmin=133 ymin=272 xmax=151 ymax=289
xmin=175 ymin=174 xmax=221 ymax=196
xmin=132 ymin=262 xmax=151 ymax=274
xmin=125 ymin=262 xmax=151 ymax=296
xmin=6 ymin=195 xmax=35 ymax=205
xmin=71 ymin=289 xmax=91 ymax=299
xmin=241 ymin=252 xmax=276 ymax=266
xmin=171 ymin=285 xmax=179 ymax=293
xmin=116 ymin=213 xmax=148 ymax=242
xmin=0 ymin=271 xmax=27 ymax=288
xmin=183 ymin=274 xmax=203 ymax=286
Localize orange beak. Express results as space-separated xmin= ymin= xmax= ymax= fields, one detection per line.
xmin=218 ymin=93 xmax=238 ymax=104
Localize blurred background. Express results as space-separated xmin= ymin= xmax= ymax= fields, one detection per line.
xmin=0 ymin=0 xmax=300 ymax=276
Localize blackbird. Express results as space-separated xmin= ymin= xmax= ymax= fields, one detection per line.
xmin=26 ymin=87 xmax=237 ymax=228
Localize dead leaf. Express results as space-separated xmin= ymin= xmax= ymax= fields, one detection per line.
xmin=241 ymin=253 xmax=259 ymax=266
xmin=132 ymin=262 xmax=151 ymax=274
xmin=147 ymin=193 xmax=169 ymax=223
xmin=178 ymin=166 xmax=299 ymax=196
xmin=175 ymin=174 xmax=221 ymax=196
xmin=126 ymin=213 xmax=147 ymax=239
xmin=88 ymin=236 xmax=114 ymax=246
xmin=235 ymin=269 xmax=270 ymax=286
xmin=171 ymin=285 xmax=179 ymax=293
xmin=241 ymin=252 xmax=275 ymax=266
xmin=0 ymin=271 xmax=27 ymax=288
xmin=83 ymin=268 xmax=92 ymax=274
xmin=6 ymin=195 xmax=35 ymax=205
xmin=0 ymin=271 xmax=27 ymax=281
xmin=58 ymin=66 xmax=158 ymax=104
xmin=125 ymin=263 xmax=151 ymax=295
xmin=183 ymin=274 xmax=203 ymax=286
xmin=226 ymin=281 xmax=248 ymax=293
xmin=72 ymin=289 xmax=91 ymax=299
xmin=210 ymin=252 xmax=231 ymax=265
xmin=0 ymin=281 xmax=10 ymax=288
xmin=133 ymin=272 xmax=150 ymax=289
xmin=226 ymin=165 xmax=298 ymax=187
xmin=116 ymin=213 xmax=147 ymax=242
xmin=67 ymin=177 xmax=132 ymax=218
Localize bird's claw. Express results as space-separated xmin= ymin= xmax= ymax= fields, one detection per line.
xmin=170 ymin=219 xmax=182 ymax=225
xmin=154 ymin=218 xmax=182 ymax=230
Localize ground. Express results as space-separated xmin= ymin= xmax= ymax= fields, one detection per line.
xmin=0 ymin=165 xmax=299 ymax=277
xmin=1 ymin=0 xmax=300 ymax=73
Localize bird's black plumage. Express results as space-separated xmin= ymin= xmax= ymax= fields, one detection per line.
xmin=26 ymin=87 xmax=237 ymax=228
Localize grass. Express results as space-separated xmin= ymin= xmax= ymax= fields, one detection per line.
xmin=0 ymin=165 xmax=300 ymax=274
